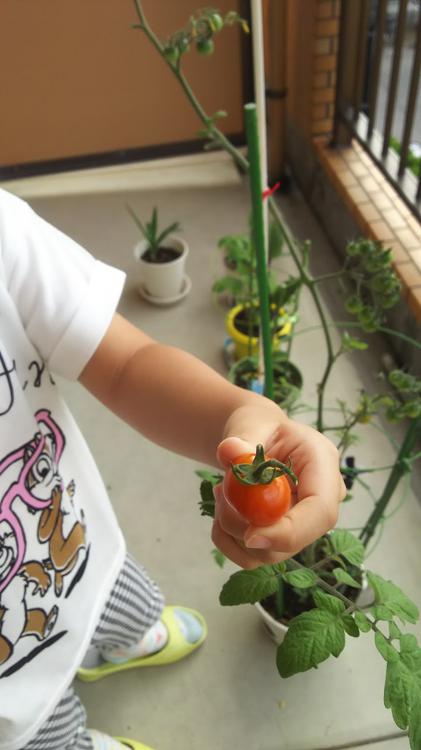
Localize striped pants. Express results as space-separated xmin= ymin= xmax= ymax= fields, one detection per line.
xmin=21 ymin=554 xmax=164 ymax=750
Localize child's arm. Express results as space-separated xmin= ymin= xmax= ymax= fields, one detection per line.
xmin=78 ymin=313 xmax=285 ymax=465
xmin=79 ymin=313 xmax=345 ymax=565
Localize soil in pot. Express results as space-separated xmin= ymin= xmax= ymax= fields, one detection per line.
xmin=141 ymin=246 xmax=182 ymax=263
xmin=233 ymin=305 xmax=284 ymax=338
xmin=229 ymin=354 xmax=303 ymax=409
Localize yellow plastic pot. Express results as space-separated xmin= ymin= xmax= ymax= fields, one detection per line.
xmin=226 ymin=303 xmax=292 ymax=360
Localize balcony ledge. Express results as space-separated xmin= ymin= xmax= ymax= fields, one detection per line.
xmin=314 ymin=137 xmax=421 ymax=323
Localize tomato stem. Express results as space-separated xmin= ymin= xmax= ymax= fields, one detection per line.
xmin=231 ymin=444 xmax=298 ymax=486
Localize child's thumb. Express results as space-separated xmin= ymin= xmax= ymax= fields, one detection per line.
xmin=216 ymin=436 xmax=255 ymax=468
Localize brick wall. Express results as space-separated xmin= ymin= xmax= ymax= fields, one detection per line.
xmin=311 ymin=0 xmax=340 ymax=138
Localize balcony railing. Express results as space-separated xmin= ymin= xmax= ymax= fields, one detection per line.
xmin=333 ymin=0 xmax=421 ymax=220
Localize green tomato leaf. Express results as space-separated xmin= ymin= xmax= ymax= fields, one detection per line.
xmin=198 ymin=479 xmax=217 ymax=518
xmin=195 ymin=469 xmax=223 ymax=484
xmin=277 ymin=609 xmax=346 ymax=677
xmin=312 ymin=589 xmax=346 ymax=615
xmin=211 ymin=549 xmax=226 ymax=568
xmin=329 ymin=529 xmax=365 ymax=566
xmin=212 ymin=276 xmax=244 ymax=295
xmin=409 ymin=700 xmax=421 ymax=750
xmin=400 ymin=634 xmax=419 ymax=654
xmin=384 ymin=650 xmax=421 ymax=731
xmin=355 ymin=611 xmax=372 ymax=633
xmin=367 ymin=572 xmax=419 ymax=624
xmin=375 ymin=631 xmax=399 ymax=663
xmin=373 ymin=604 xmax=395 ymax=622
xmin=219 ymin=565 xmax=280 ymax=606
xmin=389 ymin=621 xmax=402 ymax=640
xmin=332 ymin=567 xmax=362 ymax=589
xmin=282 ymin=568 xmax=318 ymax=589
xmin=341 ymin=614 xmax=360 ymax=638
xmin=341 ymin=332 xmax=368 ymax=351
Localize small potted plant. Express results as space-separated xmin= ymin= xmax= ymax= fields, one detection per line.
xmin=127 ymin=204 xmax=190 ymax=305
xmin=212 ymin=222 xmax=284 ymax=308
xmin=213 ymin=226 xmax=297 ymax=363
xmin=228 ymin=351 xmax=303 ymax=410
xmin=198 ymin=373 xmax=421 ymax=740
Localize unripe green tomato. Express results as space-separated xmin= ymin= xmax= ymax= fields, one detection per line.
xmin=363 ymin=256 xmax=381 ymax=273
xmin=164 ymin=46 xmax=179 ymax=64
xmin=196 ymin=38 xmax=215 ymax=55
xmin=346 ymin=242 xmax=360 ymax=257
xmin=362 ymin=319 xmax=379 ymax=333
xmin=345 ymin=295 xmax=362 ymax=314
xmin=382 ymin=292 xmax=400 ymax=309
xmin=209 ymin=12 xmax=224 ymax=32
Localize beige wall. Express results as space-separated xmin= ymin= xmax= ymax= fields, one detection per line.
xmin=0 ymin=0 xmax=245 ymax=167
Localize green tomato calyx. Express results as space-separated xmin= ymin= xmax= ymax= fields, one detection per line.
xmin=231 ymin=444 xmax=297 ymax=486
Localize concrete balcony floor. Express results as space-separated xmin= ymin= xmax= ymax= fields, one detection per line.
xmin=9 ymin=154 xmax=421 ymax=750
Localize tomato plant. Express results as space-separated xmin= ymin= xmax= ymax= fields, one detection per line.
xmin=223 ymin=444 xmax=296 ymax=527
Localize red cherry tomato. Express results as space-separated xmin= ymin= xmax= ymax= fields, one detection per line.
xmin=223 ymin=452 xmax=292 ymax=527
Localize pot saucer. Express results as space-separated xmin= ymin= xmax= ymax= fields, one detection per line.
xmin=138 ymin=274 xmax=192 ymax=306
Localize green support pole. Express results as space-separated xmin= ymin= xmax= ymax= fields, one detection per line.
xmin=244 ymin=102 xmax=274 ymax=400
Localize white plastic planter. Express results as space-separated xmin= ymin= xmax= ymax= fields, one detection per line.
xmin=255 ymin=602 xmax=288 ymax=645
xmin=255 ymin=568 xmax=371 ymax=647
xmin=134 ymin=236 xmax=189 ymax=303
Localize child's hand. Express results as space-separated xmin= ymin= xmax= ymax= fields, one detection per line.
xmin=212 ymin=421 xmax=346 ymax=569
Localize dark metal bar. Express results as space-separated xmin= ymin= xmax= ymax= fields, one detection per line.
xmin=352 ymin=0 xmax=371 ymax=122
xmin=381 ymin=0 xmax=408 ymax=158
xmin=333 ymin=0 xmax=370 ymax=145
xmin=398 ymin=12 xmax=421 ymax=178
xmin=333 ymin=0 xmax=421 ymax=218
xmin=332 ymin=0 xmax=350 ymax=145
xmin=367 ymin=0 xmax=388 ymax=139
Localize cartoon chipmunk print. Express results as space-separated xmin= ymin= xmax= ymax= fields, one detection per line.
xmin=37 ymin=479 xmax=85 ymax=597
xmin=0 ymin=409 xmax=87 ymax=669
xmin=0 ymin=533 xmax=58 ymax=665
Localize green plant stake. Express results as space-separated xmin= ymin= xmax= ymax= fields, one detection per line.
xmin=244 ymin=103 xmax=274 ymax=400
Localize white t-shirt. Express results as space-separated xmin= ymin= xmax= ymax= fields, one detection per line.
xmin=0 ymin=189 xmax=126 ymax=750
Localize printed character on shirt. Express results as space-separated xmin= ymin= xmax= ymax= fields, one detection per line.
xmin=0 ymin=409 xmax=87 ymax=670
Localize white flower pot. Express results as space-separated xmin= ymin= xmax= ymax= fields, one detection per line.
xmin=255 ymin=568 xmax=371 ymax=647
xmin=134 ymin=236 xmax=189 ymax=302
xmin=255 ymin=602 xmax=288 ymax=645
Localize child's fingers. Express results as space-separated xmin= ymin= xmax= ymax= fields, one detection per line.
xmin=216 ymin=436 xmax=254 ymax=468
xmin=243 ymin=489 xmax=340 ymax=554
xmin=213 ymin=482 xmax=248 ymax=538
xmin=211 ymin=519 xmax=262 ymax=569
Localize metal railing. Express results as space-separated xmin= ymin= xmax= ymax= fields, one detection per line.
xmin=333 ymin=0 xmax=421 ymax=220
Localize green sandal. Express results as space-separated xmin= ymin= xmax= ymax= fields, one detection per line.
xmin=78 ymin=606 xmax=207 ymax=682
xmin=115 ymin=738 xmax=155 ymax=750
